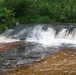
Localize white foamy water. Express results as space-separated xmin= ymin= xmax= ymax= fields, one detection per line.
xmin=0 ymin=36 xmax=20 ymax=43
xmin=26 ymin=25 xmax=76 ymax=47
xmin=1 ymin=25 xmax=76 ymax=46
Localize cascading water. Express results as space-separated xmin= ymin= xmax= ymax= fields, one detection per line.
xmin=0 ymin=24 xmax=76 ymax=72
xmin=1 ymin=24 xmax=76 ymax=46
xmin=26 ymin=25 xmax=76 ymax=47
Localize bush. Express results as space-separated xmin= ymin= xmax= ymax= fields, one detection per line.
xmin=0 ymin=8 xmax=16 ymax=30
xmin=5 ymin=0 xmax=34 ymax=17
xmin=0 ymin=24 xmax=7 ymax=32
xmin=37 ymin=16 xmax=51 ymax=23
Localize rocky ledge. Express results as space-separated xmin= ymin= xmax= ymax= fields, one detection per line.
xmin=5 ymin=50 xmax=76 ymax=75
xmin=0 ymin=42 xmax=76 ymax=75
xmin=0 ymin=41 xmax=25 ymax=51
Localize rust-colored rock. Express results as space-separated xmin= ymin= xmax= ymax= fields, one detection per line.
xmin=0 ymin=41 xmax=25 ymax=51
xmin=4 ymin=50 xmax=76 ymax=75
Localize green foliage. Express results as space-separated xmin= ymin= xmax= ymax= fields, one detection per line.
xmin=37 ymin=16 xmax=51 ymax=23
xmin=0 ymin=24 xmax=7 ymax=32
xmin=5 ymin=0 xmax=35 ymax=17
xmin=0 ymin=8 xmax=16 ymax=31
xmin=5 ymin=0 xmax=76 ymax=23
xmin=0 ymin=0 xmax=76 ymax=32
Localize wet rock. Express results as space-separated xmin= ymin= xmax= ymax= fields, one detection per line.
xmin=4 ymin=50 xmax=76 ymax=75
xmin=0 ymin=42 xmax=46 ymax=72
xmin=0 ymin=41 xmax=25 ymax=51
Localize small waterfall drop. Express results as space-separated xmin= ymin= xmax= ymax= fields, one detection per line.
xmin=0 ymin=24 xmax=76 ymax=72
xmin=25 ymin=25 xmax=76 ymax=47
xmin=0 ymin=24 xmax=76 ymax=46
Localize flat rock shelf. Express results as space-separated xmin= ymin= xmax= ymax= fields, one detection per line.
xmin=0 ymin=41 xmax=25 ymax=51
xmin=1 ymin=49 xmax=76 ymax=75
xmin=1 ymin=24 xmax=76 ymax=75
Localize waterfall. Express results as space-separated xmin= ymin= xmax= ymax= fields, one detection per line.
xmin=25 ymin=25 xmax=76 ymax=47
xmin=0 ymin=24 xmax=76 ymax=71
xmin=0 ymin=24 xmax=76 ymax=46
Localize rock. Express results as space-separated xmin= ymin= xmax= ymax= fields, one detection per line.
xmin=0 ymin=41 xmax=25 ymax=51
xmin=4 ymin=50 xmax=76 ymax=75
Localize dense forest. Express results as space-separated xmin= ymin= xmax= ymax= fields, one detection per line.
xmin=0 ymin=0 xmax=76 ymax=31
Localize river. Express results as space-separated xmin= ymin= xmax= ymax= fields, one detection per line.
xmin=0 ymin=24 xmax=76 ymax=74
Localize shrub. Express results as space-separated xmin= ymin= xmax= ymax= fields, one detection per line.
xmin=0 ymin=8 xmax=16 ymax=30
